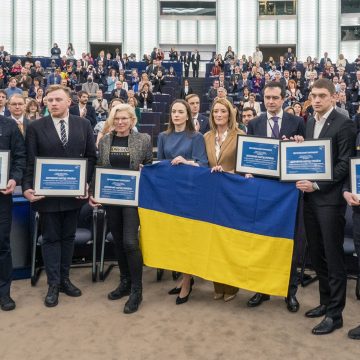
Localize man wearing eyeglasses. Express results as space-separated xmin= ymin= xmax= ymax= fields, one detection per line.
xmin=246 ymin=81 xmax=305 ymax=312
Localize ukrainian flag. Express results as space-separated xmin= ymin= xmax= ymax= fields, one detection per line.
xmin=139 ymin=162 xmax=299 ymax=296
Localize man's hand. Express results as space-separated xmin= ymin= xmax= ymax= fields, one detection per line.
xmin=23 ymin=189 xmax=45 ymax=202
xmin=343 ymin=191 xmax=360 ymax=206
xmin=76 ymin=183 xmax=89 ymax=200
xmin=1 ymin=179 xmax=17 ymax=195
xmin=296 ymin=180 xmax=315 ymax=192
xmin=89 ymin=195 xmax=101 ymax=208
xmin=291 ymin=135 xmax=305 ymax=143
xmin=245 ymin=173 xmax=254 ymax=179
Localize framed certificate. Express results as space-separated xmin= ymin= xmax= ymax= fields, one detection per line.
xmin=0 ymin=151 xmax=10 ymax=190
xmin=280 ymin=139 xmax=333 ymax=181
xmin=235 ymin=135 xmax=280 ymax=178
xmin=350 ymin=158 xmax=360 ymax=200
xmin=34 ymin=157 xmax=88 ymax=196
xmin=93 ymin=167 xmax=140 ymax=206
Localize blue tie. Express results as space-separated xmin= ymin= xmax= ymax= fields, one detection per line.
xmin=271 ymin=116 xmax=279 ymax=138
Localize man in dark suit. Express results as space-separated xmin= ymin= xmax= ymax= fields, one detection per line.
xmin=351 ymin=70 xmax=360 ymax=102
xmin=0 ymin=115 xmax=26 ymax=311
xmin=320 ymin=52 xmax=332 ymax=69
xmin=296 ymin=79 xmax=356 ymax=335
xmin=110 ymin=81 xmax=128 ymax=102
xmin=0 ymin=90 xmax=11 ymax=117
xmin=191 ymin=50 xmax=200 ymax=78
xmin=186 ymin=94 xmax=210 ymax=135
xmin=69 ymin=90 xmax=97 ymax=128
xmin=8 ymin=94 xmax=30 ymax=138
xmin=22 ymin=85 xmax=97 ymax=308
xmin=247 ymin=82 xmax=305 ymax=312
xmin=181 ymin=52 xmax=191 ymax=78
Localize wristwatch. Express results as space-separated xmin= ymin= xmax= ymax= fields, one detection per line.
xmin=312 ymin=182 xmax=320 ymax=191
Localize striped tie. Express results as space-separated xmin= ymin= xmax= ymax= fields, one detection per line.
xmin=60 ymin=119 xmax=67 ymax=147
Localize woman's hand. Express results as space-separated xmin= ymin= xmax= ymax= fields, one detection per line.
xmin=89 ymin=196 xmax=101 ymax=208
xmin=171 ymin=156 xmax=187 ymax=166
xmin=245 ymin=173 xmax=254 ymax=179
xmin=211 ymin=165 xmax=224 ymax=173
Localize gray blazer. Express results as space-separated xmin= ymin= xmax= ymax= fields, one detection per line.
xmin=97 ymin=130 xmax=153 ymax=170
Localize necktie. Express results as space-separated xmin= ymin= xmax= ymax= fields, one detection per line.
xmin=271 ymin=116 xmax=280 ymax=138
xmin=60 ymin=120 xmax=67 ymax=147
xmin=17 ymin=122 xmax=24 ymax=136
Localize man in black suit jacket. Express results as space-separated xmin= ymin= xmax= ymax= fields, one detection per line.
xmin=8 ymin=93 xmax=31 ymax=138
xmin=186 ymin=94 xmax=210 ymax=135
xmin=69 ymin=90 xmax=97 ymax=128
xmin=22 ymin=85 xmax=97 ymax=308
xmin=296 ymin=79 xmax=356 ymax=335
xmin=247 ymin=82 xmax=305 ymax=312
xmin=110 ymin=81 xmax=128 ymax=102
xmin=320 ymin=52 xmax=332 ymax=69
xmin=191 ymin=50 xmax=200 ymax=78
xmin=182 ymin=52 xmax=191 ymax=78
xmin=0 ymin=115 xmax=26 ymax=311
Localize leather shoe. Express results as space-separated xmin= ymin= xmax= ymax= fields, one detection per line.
xmin=59 ymin=278 xmax=82 ymax=297
xmin=168 ymin=278 xmax=194 ymax=295
xmin=176 ymin=279 xmax=194 ymax=305
xmin=108 ymin=277 xmax=131 ymax=300
xmin=124 ymin=288 xmax=142 ymax=314
xmin=356 ymin=277 xmax=360 ymax=300
xmin=312 ymin=316 xmax=343 ymax=335
xmin=285 ymin=295 xmax=299 ymax=312
xmin=45 ymin=285 xmax=59 ymax=307
xmin=348 ymin=325 xmax=360 ymax=340
xmin=305 ymin=304 xmax=327 ymax=318
xmin=0 ymin=295 xmax=16 ymax=311
xmin=247 ymin=293 xmax=270 ymax=307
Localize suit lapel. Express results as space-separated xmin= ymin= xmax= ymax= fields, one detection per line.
xmin=41 ymin=116 xmax=64 ymax=150
xmin=318 ymin=109 xmax=336 ymax=138
xmin=259 ymin=115 xmax=267 ymax=136
xmin=207 ymin=132 xmax=217 ymax=165
xmin=218 ymin=131 xmax=235 ymax=163
xmin=306 ymin=117 xmax=315 ymax=138
xmin=279 ymin=113 xmax=289 ymax=138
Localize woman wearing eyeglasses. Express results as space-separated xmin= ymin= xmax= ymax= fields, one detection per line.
xmin=90 ymin=104 xmax=152 ymax=314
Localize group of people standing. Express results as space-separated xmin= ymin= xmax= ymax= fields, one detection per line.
xmin=1 ymin=77 xmax=360 ymax=340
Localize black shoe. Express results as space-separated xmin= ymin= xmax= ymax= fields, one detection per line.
xmin=0 ymin=295 xmax=16 ymax=311
xmin=156 ymin=269 xmax=164 ymax=282
xmin=348 ymin=325 xmax=360 ymax=340
xmin=247 ymin=293 xmax=270 ymax=307
xmin=312 ymin=316 xmax=343 ymax=335
xmin=123 ymin=288 xmax=142 ymax=314
xmin=59 ymin=278 xmax=82 ymax=297
xmin=305 ymin=304 xmax=327 ymax=318
xmin=175 ymin=279 xmax=194 ymax=305
xmin=285 ymin=295 xmax=300 ymax=313
xmin=168 ymin=278 xmax=194 ymax=295
xmin=356 ymin=277 xmax=360 ymax=300
xmin=45 ymin=285 xmax=59 ymax=307
xmin=108 ymin=277 xmax=131 ymax=300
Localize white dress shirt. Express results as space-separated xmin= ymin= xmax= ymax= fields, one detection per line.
xmin=266 ymin=110 xmax=283 ymax=138
xmin=313 ymin=107 xmax=333 ymax=139
xmin=52 ymin=115 xmax=69 ymax=142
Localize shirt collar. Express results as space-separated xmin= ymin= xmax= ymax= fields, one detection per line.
xmin=315 ymin=107 xmax=333 ymax=122
xmin=52 ymin=114 xmax=69 ymax=124
xmin=267 ymin=109 xmax=283 ymax=120
xmin=12 ymin=115 xmax=24 ymax=124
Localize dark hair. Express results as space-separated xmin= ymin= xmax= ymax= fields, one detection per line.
xmin=166 ymin=99 xmax=195 ymax=133
xmin=0 ymin=89 xmax=7 ymax=98
xmin=264 ymin=81 xmax=286 ymax=98
xmin=77 ymin=90 xmax=89 ymax=98
xmin=242 ymin=107 xmax=257 ymax=117
xmin=312 ymin=78 xmax=336 ymax=95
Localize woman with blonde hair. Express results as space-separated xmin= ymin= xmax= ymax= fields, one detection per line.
xmin=90 ymin=104 xmax=152 ymax=314
xmin=204 ymin=97 xmax=245 ymax=302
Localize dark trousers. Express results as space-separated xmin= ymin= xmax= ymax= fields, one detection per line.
xmin=40 ymin=210 xmax=78 ymax=286
xmin=184 ymin=65 xmax=190 ymax=78
xmin=106 ymin=206 xmax=142 ymax=289
xmin=192 ymin=66 xmax=199 ymax=78
xmin=352 ymin=211 xmax=360 ymax=274
xmin=303 ymin=201 xmax=347 ymax=319
xmin=0 ymin=194 xmax=13 ymax=297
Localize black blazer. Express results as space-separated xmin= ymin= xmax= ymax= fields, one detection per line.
xmin=0 ymin=115 xmax=26 ymax=184
xmin=247 ymin=112 xmax=305 ymax=138
xmin=22 ymin=115 xmax=97 ymax=212
xmin=197 ymin=114 xmax=210 ymax=135
xmin=304 ymin=109 xmax=356 ymax=206
xmin=69 ymin=105 xmax=97 ymax=128
xmin=110 ymin=88 xmax=128 ymax=102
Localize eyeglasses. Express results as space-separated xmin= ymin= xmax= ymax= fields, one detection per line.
xmin=9 ymin=103 xmax=25 ymax=107
xmin=114 ymin=117 xmax=131 ymax=122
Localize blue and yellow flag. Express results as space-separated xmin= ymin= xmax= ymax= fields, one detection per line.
xmin=139 ymin=162 xmax=299 ymax=296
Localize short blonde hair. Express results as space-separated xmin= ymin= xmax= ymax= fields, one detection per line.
xmin=104 ymin=104 xmax=137 ymax=134
xmin=209 ymin=98 xmax=237 ymax=131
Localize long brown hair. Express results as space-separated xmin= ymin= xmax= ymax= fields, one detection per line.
xmin=166 ymin=99 xmax=195 ymax=133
